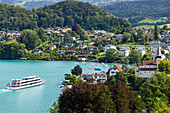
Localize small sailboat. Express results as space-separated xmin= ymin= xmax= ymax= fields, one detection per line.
xmin=103 ymin=64 xmax=108 ymax=67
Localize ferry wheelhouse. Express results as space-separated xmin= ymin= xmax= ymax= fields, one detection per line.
xmin=7 ymin=75 xmax=45 ymax=90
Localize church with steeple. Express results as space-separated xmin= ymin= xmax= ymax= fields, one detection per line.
xmin=152 ymin=41 xmax=166 ymax=60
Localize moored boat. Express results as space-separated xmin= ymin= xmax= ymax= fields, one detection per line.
xmin=94 ymin=68 xmax=101 ymax=71
xmin=7 ymin=75 xmax=45 ymax=90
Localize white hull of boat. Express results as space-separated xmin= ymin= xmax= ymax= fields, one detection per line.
xmin=7 ymin=80 xmax=45 ymax=90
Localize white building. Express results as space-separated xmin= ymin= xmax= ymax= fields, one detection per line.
xmin=116 ymin=34 xmax=123 ymax=38
xmin=49 ymin=44 xmax=56 ymax=50
xmin=76 ymin=45 xmax=87 ymax=50
xmin=105 ymin=32 xmax=114 ymax=37
xmin=84 ymin=41 xmax=95 ymax=45
xmin=135 ymin=45 xmax=146 ymax=56
xmin=151 ymin=44 xmax=166 ymax=60
xmin=89 ymin=46 xmax=98 ymax=51
xmin=75 ymin=40 xmax=83 ymax=44
xmin=135 ymin=60 xmax=159 ymax=78
xmin=103 ymin=45 xmax=117 ymax=52
xmin=119 ymin=45 xmax=130 ymax=57
xmin=107 ymin=64 xmax=123 ymax=77
xmin=149 ymin=45 xmax=158 ymax=53
xmin=167 ymin=46 xmax=170 ymax=51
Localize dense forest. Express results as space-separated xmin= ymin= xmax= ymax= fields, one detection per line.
xmin=35 ymin=1 xmax=131 ymax=30
xmin=0 ymin=1 xmax=131 ymax=31
xmin=102 ymin=0 xmax=170 ymax=18
xmin=0 ymin=3 xmax=38 ymax=31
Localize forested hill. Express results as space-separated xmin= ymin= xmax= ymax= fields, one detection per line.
xmin=34 ymin=1 xmax=131 ymax=31
xmin=0 ymin=3 xmax=38 ymax=30
xmin=102 ymin=0 xmax=170 ymax=18
xmin=0 ymin=1 xmax=131 ymax=31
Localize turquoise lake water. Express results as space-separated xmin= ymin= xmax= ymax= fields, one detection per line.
xmin=0 ymin=60 xmax=133 ymax=113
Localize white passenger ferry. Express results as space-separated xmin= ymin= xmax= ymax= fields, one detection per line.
xmin=7 ymin=75 xmax=45 ymax=90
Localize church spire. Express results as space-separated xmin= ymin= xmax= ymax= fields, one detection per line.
xmin=157 ymin=41 xmax=161 ymax=56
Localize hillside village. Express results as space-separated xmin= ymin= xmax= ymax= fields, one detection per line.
xmin=1 ymin=25 xmax=167 ymax=83
xmin=0 ymin=26 xmax=170 ymax=61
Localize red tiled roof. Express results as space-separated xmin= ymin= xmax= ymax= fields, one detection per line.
xmin=114 ymin=64 xmax=123 ymax=71
xmin=137 ymin=60 xmax=157 ymax=66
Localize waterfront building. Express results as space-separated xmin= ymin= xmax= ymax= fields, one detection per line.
xmin=107 ymin=64 xmax=123 ymax=77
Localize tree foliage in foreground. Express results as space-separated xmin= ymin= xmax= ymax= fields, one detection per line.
xmin=139 ymin=72 xmax=170 ymax=112
xmin=54 ymin=82 xmax=145 ymax=113
xmin=158 ymin=60 xmax=170 ymax=74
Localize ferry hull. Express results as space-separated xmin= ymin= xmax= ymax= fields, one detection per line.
xmin=7 ymin=80 xmax=45 ymax=90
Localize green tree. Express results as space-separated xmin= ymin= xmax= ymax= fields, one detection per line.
xmin=129 ymin=90 xmax=145 ymax=113
xmin=139 ymin=72 xmax=170 ymax=112
xmin=145 ymin=35 xmax=149 ymax=43
xmin=49 ymin=101 xmax=59 ymax=113
xmin=71 ymin=65 xmax=82 ymax=76
xmin=121 ymin=59 xmax=130 ymax=72
xmin=158 ymin=60 xmax=170 ymax=74
xmin=37 ymin=27 xmax=45 ymax=42
xmin=154 ymin=25 xmax=159 ymax=41
xmin=106 ymin=49 xmax=118 ymax=62
xmin=19 ymin=29 xmax=41 ymax=50
xmin=137 ymin=29 xmax=145 ymax=42
xmin=129 ymin=50 xmax=142 ymax=63
xmin=95 ymin=84 xmax=116 ymax=113
xmin=130 ymin=33 xmax=134 ymax=42
xmin=64 ymin=32 xmax=72 ymax=43
xmin=122 ymin=32 xmax=130 ymax=43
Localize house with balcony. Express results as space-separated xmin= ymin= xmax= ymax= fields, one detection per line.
xmin=119 ymin=45 xmax=130 ymax=57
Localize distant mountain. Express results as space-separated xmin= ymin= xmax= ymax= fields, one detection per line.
xmin=0 ymin=1 xmax=131 ymax=31
xmin=102 ymin=0 xmax=170 ymax=18
xmin=0 ymin=0 xmax=138 ymax=10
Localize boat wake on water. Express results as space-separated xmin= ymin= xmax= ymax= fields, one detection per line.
xmin=0 ymin=89 xmax=11 ymax=93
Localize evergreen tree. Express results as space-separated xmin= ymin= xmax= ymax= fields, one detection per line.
xmin=154 ymin=25 xmax=159 ymax=41
xmin=130 ymin=33 xmax=134 ymax=42
xmin=145 ymin=35 xmax=149 ymax=43
xmin=95 ymin=84 xmax=116 ymax=113
xmin=64 ymin=32 xmax=72 ymax=43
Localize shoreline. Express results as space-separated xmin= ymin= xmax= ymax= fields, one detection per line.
xmin=0 ymin=58 xmax=136 ymax=65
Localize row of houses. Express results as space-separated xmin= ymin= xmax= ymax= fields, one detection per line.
xmin=77 ymin=64 xmax=124 ymax=84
